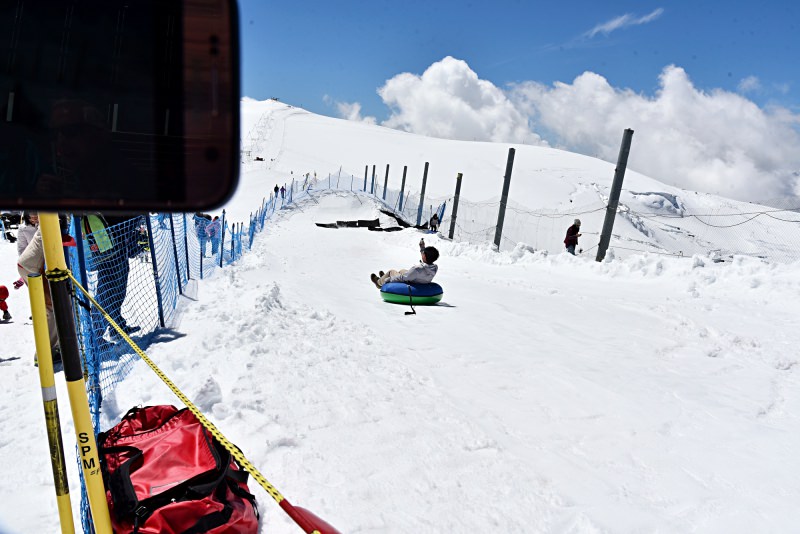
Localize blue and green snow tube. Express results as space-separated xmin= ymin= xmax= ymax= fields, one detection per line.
xmin=380 ymin=282 xmax=443 ymax=305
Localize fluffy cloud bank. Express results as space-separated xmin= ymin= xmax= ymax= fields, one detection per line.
xmin=336 ymin=57 xmax=800 ymax=202
xmin=512 ymin=65 xmax=800 ymax=200
xmin=377 ymin=56 xmax=544 ymax=146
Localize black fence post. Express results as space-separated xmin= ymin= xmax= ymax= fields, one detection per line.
xmin=448 ymin=173 xmax=463 ymax=240
xmin=219 ymin=209 xmax=226 ymax=267
xmin=183 ymin=214 xmax=191 ymax=280
xmin=146 ymin=216 xmax=166 ymax=328
xmin=596 ymin=129 xmax=634 ymax=262
xmin=383 ymin=164 xmax=390 ymax=200
xmin=417 ymin=162 xmax=429 ymax=226
xmin=168 ymin=214 xmax=182 ymax=296
xmin=398 ymin=166 xmax=407 ymax=212
xmin=494 ymin=148 xmax=516 ymax=250
xmin=230 ymin=225 xmax=235 ymax=261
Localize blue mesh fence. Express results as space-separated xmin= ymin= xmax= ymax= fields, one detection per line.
xmin=64 ymin=170 xmax=436 ymax=532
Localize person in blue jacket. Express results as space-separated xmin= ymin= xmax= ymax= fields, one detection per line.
xmin=206 ymin=216 xmax=222 ymax=255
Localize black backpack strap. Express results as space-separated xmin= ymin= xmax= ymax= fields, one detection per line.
xmin=101 ymin=445 xmax=144 ymax=518
xmin=179 ymin=483 xmax=235 ymax=534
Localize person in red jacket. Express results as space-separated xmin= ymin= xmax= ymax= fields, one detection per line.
xmin=564 ymin=219 xmax=582 ymax=255
xmin=0 ymin=285 xmax=10 ymax=321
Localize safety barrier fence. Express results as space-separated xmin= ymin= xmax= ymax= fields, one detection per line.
xmin=65 ymin=166 xmax=438 ymax=532
xmin=440 ymin=194 xmax=800 ymax=262
xmin=68 ymin=169 xmax=444 ymax=430
xmin=68 ymin=205 xmax=281 ymax=531
xmin=298 ymin=166 xmax=800 ymax=263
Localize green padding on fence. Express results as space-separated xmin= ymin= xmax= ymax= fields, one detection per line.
xmin=380 ymin=292 xmax=443 ymax=305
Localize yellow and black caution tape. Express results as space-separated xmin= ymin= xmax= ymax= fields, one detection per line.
xmin=67 ymin=272 xmax=338 ymax=534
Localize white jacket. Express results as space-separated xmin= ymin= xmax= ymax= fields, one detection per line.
xmin=18 ymin=228 xmax=44 ymax=279
xmin=388 ymin=262 xmax=438 ymax=284
xmin=17 ymin=224 xmax=38 ymax=256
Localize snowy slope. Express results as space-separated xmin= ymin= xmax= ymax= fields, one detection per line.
xmin=1 ymin=100 xmax=799 ymax=533
xmin=236 ymin=100 xmax=800 ymax=262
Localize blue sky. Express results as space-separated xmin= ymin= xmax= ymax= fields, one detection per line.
xmin=240 ymin=1 xmax=799 ymax=119
xmin=238 ymin=1 xmax=800 ymax=201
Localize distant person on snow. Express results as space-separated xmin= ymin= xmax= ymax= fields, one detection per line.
xmin=564 ymin=219 xmax=582 ymax=255
xmin=194 ymin=213 xmax=211 ymax=256
xmin=274 ymin=184 xmax=279 ymax=197
xmin=206 ymin=215 xmax=222 ymax=255
xmin=0 ymin=285 xmax=10 ymax=321
xmin=371 ymin=239 xmax=439 ymax=288
xmin=280 ymin=185 xmax=286 ymax=200
xmin=429 ymin=213 xmax=440 ymax=233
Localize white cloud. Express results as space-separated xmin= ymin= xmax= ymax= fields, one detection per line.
xmin=377 ymin=56 xmax=545 ymax=145
xmin=738 ymin=76 xmax=761 ymax=93
xmin=337 ymin=56 xmax=800 ymax=201
xmin=324 ymin=95 xmax=377 ymax=124
xmin=585 ymin=8 xmax=664 ymax=38
xmin=510 ymin=65 xmax=800 ymax=200
xmin=338 ymin=102 xmax=377 ymax=125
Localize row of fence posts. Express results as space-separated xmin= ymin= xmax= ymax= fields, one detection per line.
xmin=357 ymin=128 xmax=633 ymax=259
xmin=74 ymin=128 xmax=634 ymax=339
xmin=71 ymin=212 xmax=250 ymax=335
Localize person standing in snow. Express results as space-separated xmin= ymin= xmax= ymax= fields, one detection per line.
xmin=280 ymin=185 xmax=286 ymax=200
xmin=206 ymin=215 xmax=222 ymax=256
xmin=81 ymin=214 xmax=140 ymax=338
xmin=17 ymin=212 xmax=39 ymax=256
xmin=16 ymin=215 xmax=76 ymax=360
xmin=13 ymin=212 xmax=39 ymax=289
xmin=371 ymin=238 xmax=439 ymax=288
xmin=194 ymin=213 xmax=211 ymax=256
xmin=0 ymin=285 xmax=10 ymax=321
xmin=429 ymin=212 xmax=440 ymax=233
xmin=564 ymin=219 xmax=582 ymax=255
xmin=274 ymin=184 xmax=279 ymax=197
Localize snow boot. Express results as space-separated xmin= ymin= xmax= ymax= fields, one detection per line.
xmin=370 ymin=273 xmax=381 ymax=289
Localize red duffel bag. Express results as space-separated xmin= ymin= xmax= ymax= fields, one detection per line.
xmin=98 ymin=405 xmax=259 ymax=534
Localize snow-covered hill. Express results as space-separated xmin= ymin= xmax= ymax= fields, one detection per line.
xmin=1 ymin=100 xmax=799 ymax=533
xmin=236 ymin=99 xmax=800 ymax=262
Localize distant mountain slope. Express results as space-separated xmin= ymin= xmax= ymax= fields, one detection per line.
xmin=237 ymin=99 xmax=800 ymax=262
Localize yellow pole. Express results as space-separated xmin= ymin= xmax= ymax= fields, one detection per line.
xmin=39 ymin=213 xmax=112 ymax=533
xmin=28 ymin=273 xmax=76 ymax=534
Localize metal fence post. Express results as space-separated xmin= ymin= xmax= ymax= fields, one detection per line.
xmin=219 ymin=209 xmax=226 ymax=267
xmin=168 ymin=214 xmax=183 ymax=296
xmin=230 ymin=223 xmax=235 ymax=262
xmin=494 ymin=148 xmax=516 ymax=250
xmin=145 ymin=216 xmax=166 ymax=328
xmin=398 ymin=166 xmax=407 ymax=211
xmin=183 ymin=214 xmax=191 ymax=280
xmin=363 ymin=165 xmax=368 ymax=191
xmin=596 ymin=129 xmax=634 ymax=262
xmin=383 ymin=164 xmax=390 ymax=200
xmin=371 ymin=165 xmax=376 ymax=195
xmin=448 ymin=173 xmax=463 ymax=240
xmin=417 ymin=162 xmax=429 ymax=226
xmin=72 ymin=215 xmax=102 ymax=424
